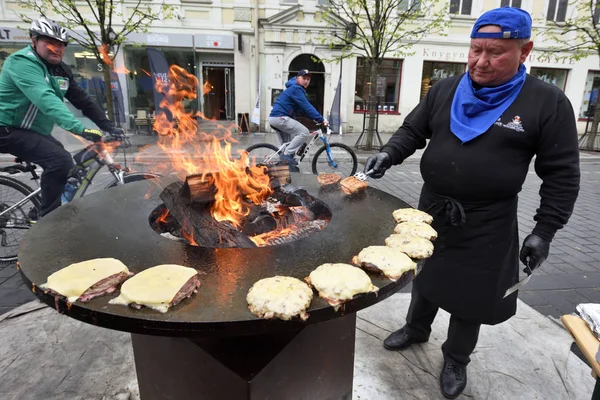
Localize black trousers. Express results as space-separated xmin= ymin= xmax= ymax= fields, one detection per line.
xmin=0 ymin=127 xmax=73 ymax=217
xmin=404 ymin=284 xmax=481 ymax=366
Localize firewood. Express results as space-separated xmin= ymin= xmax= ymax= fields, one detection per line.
xmin=182 ymin=174 xmax=216 ymax=203
xmin=160 ymin=181 xmax=257 ymax=248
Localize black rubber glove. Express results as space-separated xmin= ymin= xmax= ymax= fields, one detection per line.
xmin=81 ymin=128 xmax=103 ymax=143
xmin=519 ymin=234 xmax=550 ymax=272
xmin=364 ymin=152 xmax=392 ymax=179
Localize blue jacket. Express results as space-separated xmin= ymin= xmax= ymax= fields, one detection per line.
xmin=269 ymin=78 xmax=324 ymax=122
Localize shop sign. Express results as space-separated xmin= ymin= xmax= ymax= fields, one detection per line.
xmin=195 ymin=34 xmax=234 ymax=50
xmin=528 ymin=53 xmax=576 ymax=65
xmin=422 ymin=48 xmax=467 ymax=62
xmin=126 ymin=32 xmax=193 ymax=47
xmin=0 ymin=28 xmax=30 ymax=43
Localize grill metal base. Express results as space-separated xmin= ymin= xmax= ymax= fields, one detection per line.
xmin=132 ymin=314 xmax=355 ymax=400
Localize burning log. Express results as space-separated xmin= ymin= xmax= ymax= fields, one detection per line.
xmin=182 ymin=163 xmax=290 ymax=204
xmin=182 ymin=174 xmax=216 ymax=203
xmin=160 ymin=181 xmax=257 ymax=248
xmin=263 ymin=162 xmax=291 ymax=187
xmin=250 ymin=220 xmax=328 ymax=246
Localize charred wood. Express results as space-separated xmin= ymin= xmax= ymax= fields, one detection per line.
xmin=160 ymin=181 xmax=257 ymax=248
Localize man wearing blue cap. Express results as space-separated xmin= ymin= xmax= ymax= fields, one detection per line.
xmin=268 ymin=69 xmax=328 ymax=166
xmin=365 ymin=7 xmax=580 ymax=399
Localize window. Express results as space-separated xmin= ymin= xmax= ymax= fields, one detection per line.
xmin=579 ymin=71 xmax=600 ymax=119
xmin=124 ymin=47 xmax=197 ymax=117
xmin=500 ymin=0 xmax=521 ymax=7
xmin=399 ymin=0 xmax=421 ymax=12
xmin=530 ymin=67 xmax=568 ymax=91
xmin=547 ymin=0 xmax=568 ymax=23
xmin=449 ymin=0 xmax=472 ymax=15
xmin=354 ymin=58 xmax=402 ymax=113
xmin=420 ymin=61 xmax=466 ymax=100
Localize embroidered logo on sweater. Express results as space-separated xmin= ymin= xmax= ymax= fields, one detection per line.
xmin=494 ymin=115 xmax=525 ymax=132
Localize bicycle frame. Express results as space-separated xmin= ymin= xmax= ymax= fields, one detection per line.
xmin=265 ymin=127 xmax=339 ymax=168
xmin=71 ymin=145 xmax=126 ymax=200
xmin=0 ymin=140 xmax=129 ymax=220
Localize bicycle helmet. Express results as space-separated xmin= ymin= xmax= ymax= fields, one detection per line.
xmin=29 ymin=17 xmax=69 ymax=45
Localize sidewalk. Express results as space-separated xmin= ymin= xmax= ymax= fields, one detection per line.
xmin=0 ymin=294 xmax=593 ymax=399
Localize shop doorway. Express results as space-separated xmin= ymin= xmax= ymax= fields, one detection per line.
xmin=288 ymin=54 xmax=325 ymax=130
xmin=202 ymin=65 xmax=234 ymax=120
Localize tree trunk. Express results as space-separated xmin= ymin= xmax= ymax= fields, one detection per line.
xmin=365 ymin=60 xmax=380 ymax=151
xmin=102 ymin=63 xmax=115 ymax=122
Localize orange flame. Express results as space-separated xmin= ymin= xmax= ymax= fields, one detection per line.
xmin=156 ymin=208 xmax=170 ymax=224
xmin=99 ymin=44 xmax=111 ymax=66
xmin=181 ymin=220 xmax=198 ymax=246
xmin=250 ymin=226 xmax=296 ymax=246
xmin=144 ymin=65 xmax=273 ymax=228
xmin=113 ymin=65 xmax=131 ymax=74
xmin=46 ymin=43 xmax=62 ymax=55
xmin=203 ymin=80 xmax=212 ymax=95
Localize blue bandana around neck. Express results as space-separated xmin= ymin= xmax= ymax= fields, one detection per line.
xmin=450 ymin=63 xmax=527 ymax=144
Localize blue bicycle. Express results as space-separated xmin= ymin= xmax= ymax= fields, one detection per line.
xmin=245 ymin=124 xmax=358 ymax=177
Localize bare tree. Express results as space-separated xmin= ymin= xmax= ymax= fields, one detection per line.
xmin=543 ymin=0 xmax=600 ymax=150
xmin=321 ymin=0 xmax=448 ymax=150
xmin=18 ymin=0 xmax=174 ymax=122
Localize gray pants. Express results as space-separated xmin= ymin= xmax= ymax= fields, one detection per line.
xmin=268 ymin=116 xmax=310 ymax=155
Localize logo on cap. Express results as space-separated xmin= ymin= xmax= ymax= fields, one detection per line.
xmin=297 ymin=69 xmax=311 ymax=77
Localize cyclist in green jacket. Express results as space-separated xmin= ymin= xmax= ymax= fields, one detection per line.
xmin=0 ymin=17 xmax=123 ymax=217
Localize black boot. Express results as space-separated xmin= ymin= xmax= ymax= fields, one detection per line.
xmin=383 ymin=326 xmax=429 ymax=351
xmin=440 ymin=361 xmax=467 ymax=399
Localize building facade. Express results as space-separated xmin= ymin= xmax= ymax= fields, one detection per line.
xmin=0 ymin=0 xmax=597 ymax=133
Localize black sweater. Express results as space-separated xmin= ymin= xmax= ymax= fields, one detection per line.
xmin=381 ymin=73 xmax=580 ymax=241
xmin=45 ymin=60 xmax=116 ymax=132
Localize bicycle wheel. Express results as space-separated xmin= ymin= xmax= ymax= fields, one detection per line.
xmin=245 ymin=143 xmax=281 ymax=166
xmin=0 ymin=176 xmax=41 ymax=264
xmin=311 ymin=143 xmax=358 ymax=177
xmin=105 ymin=172 xmax=162 ymax=189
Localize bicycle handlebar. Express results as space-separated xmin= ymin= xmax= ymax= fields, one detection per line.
xmin=100 ymin=132 xmax=131 ymax=148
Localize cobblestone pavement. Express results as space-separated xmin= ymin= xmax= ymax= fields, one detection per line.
xmin=1 ymin=131 xmax=599 ymax=319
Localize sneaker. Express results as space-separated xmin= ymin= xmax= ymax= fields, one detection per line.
xmin=27 ymin=207 xmax=39 ymax=223
xmin=279 ymin=153 xmax=298 ymax=166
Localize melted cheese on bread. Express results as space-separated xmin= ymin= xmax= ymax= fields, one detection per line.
xmin=109 ymin=264 xmax=197 ymax=313
xmin=354 ymin=246 xmax=417 ymax=281
xmin=307 ymin=263 xmax=377 ymax=305
xmin=40 ymin=258 xmax=129 ymax=302
xmin=393 ymin=221 xmax=438 ymax=241
xmin=247 ymin=276 xmax=313 ymax=321
xmin=385 ymin=234 xmax=434 ymax=259
xmin=392 ymin=208 xmax=433 ymax=224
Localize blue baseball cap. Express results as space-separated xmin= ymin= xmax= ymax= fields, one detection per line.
xmin=297 ymin=69 xmax=312 ymax=77
xmin=470 ymin=6 xmax=532 ymax=39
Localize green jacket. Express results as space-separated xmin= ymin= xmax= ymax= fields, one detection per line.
xmin=0 ymin=45 xmax=86 ymax=136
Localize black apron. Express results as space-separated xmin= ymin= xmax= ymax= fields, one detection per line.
xmin=414 ymin=184 xmax=520 ymax=325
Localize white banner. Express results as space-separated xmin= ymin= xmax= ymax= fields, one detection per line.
xmin=251 ymin=76 xmax=261 ymax=125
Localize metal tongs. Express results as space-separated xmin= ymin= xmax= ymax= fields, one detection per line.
xmin=354 ymin=169 xmax=374 ymax=181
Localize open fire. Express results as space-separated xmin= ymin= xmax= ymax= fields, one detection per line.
xmin=144 ymin=65 xmax=330 ymax=247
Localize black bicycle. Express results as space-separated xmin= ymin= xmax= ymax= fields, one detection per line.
xmin=0 ymin=133 xmax=160 ymax=263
